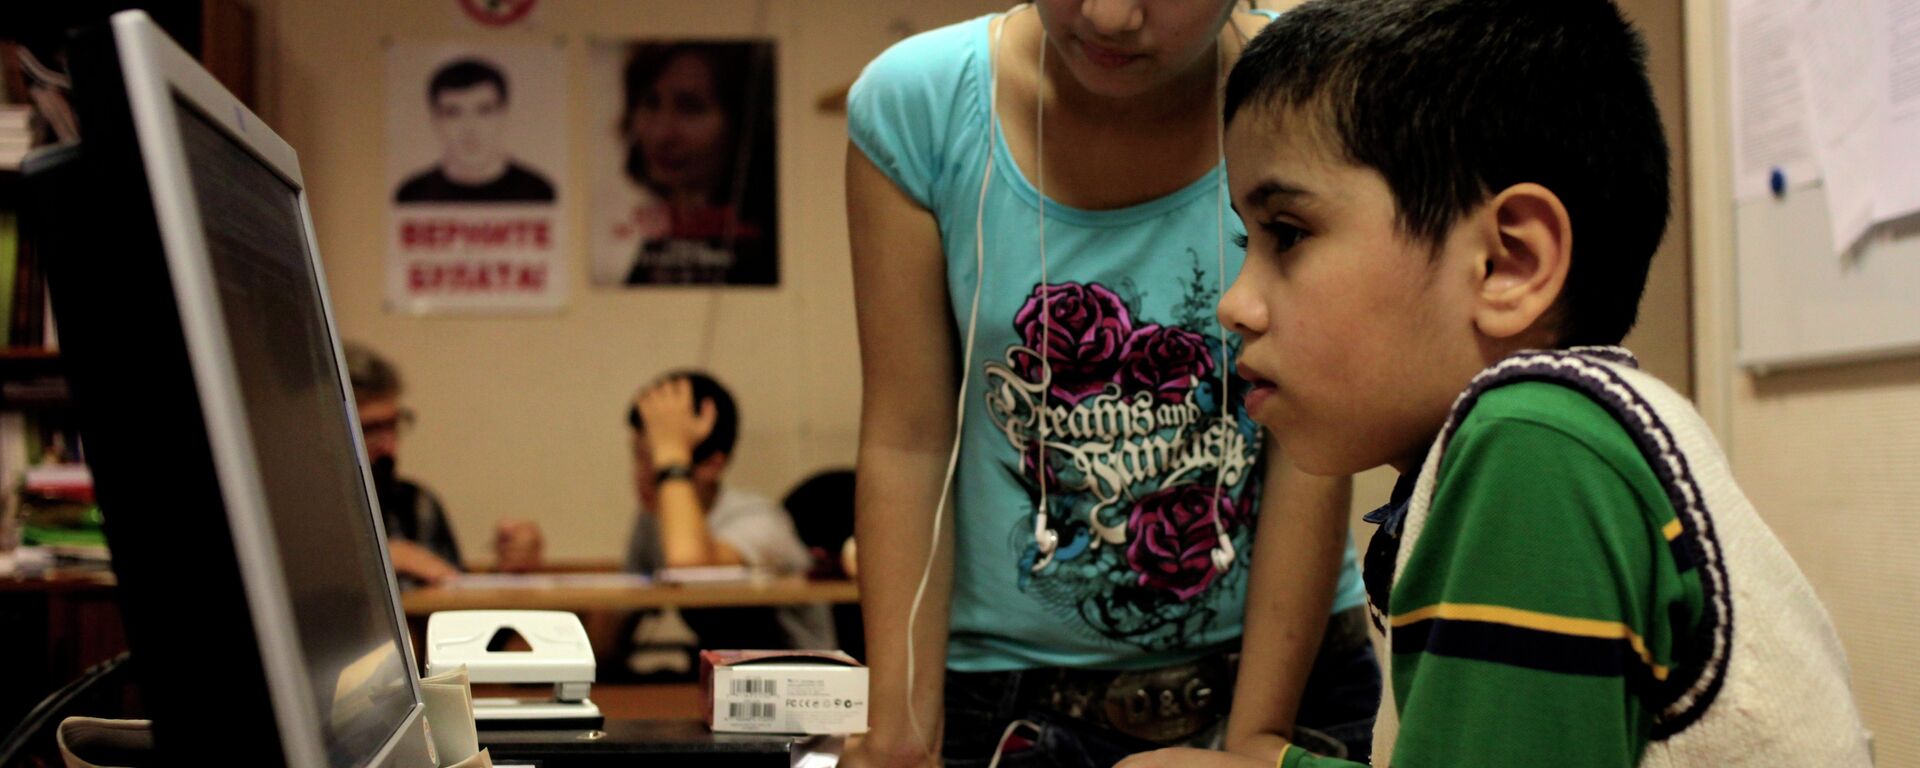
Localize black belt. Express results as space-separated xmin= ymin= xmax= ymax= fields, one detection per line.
xmin=1017 ymin=606 xmax=1371 ymax=745
xmin=1022 ymin=651 xmax=1234 ymax=744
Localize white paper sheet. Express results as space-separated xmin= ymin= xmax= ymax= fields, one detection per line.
xmin=445 ymin=572 xmax=653 ymax=589
xmin=1794 ymin=0 xmax=1886 ymax=254
xmin=1880 ymin=0 xmax=1920 ymax=220
xmin=1730 ymin=0 xmax=1822 ymax=201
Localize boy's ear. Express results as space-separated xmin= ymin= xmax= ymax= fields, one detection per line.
xmin=1472 ymin=183 xmax=1572 ymax=341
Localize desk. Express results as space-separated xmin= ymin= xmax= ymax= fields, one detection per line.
xmin=480 ymin=719 xmax=794 ymax=767
xmin=401 ymin=576 xmax=859 ymax=615
xmin=471 ymin=683 xmax=703 ymax=720
xmin=401 ymin=577 xmax=861 ymax=665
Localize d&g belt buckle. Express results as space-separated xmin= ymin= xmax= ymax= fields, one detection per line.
xmin=1042 ymin=659 xmax=1230 ymax=745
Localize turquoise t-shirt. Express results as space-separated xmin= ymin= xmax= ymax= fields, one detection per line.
xmin=848 ymin=12 xmax=1364 ymax=672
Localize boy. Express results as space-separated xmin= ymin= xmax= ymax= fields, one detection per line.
xmin=624 ymin=372 xmax=834 ymax=654
xmin=1126 ymin=1 xmax=1872 ymax=765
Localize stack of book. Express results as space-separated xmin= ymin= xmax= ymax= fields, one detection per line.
xmin=0 ymin=208 xmax=53 ymax=351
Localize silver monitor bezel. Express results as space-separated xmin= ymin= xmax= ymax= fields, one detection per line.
xmin=108 ymin=11 xmax=427 ymax=766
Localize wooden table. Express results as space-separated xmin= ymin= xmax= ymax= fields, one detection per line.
xmin=470 ymin=682 xmax=705 ymax=720
xmin=401 ymin=576 xmax=859 ymax=616
xmin=401 ymin=576 xmax=862 ymax=686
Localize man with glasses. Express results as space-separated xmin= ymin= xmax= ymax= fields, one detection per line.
xmin=345 ymin=342 xmax=544 ymax=587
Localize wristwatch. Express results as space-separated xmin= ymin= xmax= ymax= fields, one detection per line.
xmin=654 ymin=464 xmax=696 ymax=484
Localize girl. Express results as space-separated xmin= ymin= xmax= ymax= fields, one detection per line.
xmin=844 ymin=1 xmax=1377 ymax=765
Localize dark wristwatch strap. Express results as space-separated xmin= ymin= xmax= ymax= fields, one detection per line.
xmin=654 ymin=464 xmax=696 ymax=484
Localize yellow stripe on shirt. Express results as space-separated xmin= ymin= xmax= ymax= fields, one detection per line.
xmin=1391 ymin=602 xmax=1670 ymax=680
xmin=1662 ymin=517 xmax=1684 ymax=541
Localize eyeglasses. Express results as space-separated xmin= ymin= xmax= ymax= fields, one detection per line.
xmin=360 ymin=408 xmax=417 ymax=437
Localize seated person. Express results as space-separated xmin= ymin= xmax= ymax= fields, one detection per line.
xmin=780 ymin=468 xmax=857 ymax=579
xmin=345 ymin=342 xmax=544 ymax=587
xmin=624 ymin=372 xmax=835 ymax=656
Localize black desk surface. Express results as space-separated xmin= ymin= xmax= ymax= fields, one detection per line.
xmin=480 ymin=719 xmax=798 ymax=767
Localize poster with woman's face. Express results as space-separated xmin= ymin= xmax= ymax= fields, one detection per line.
xmin=589 ymin=40 xmax=779 ymax=287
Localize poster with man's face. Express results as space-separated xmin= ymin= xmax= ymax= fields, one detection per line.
xmin=387 ymin=42 xmax=567 ymax=313
xmin=588 ymin=40 xmax=779 ymax=287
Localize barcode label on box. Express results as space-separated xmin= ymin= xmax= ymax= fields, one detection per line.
xmin=730 ymin=677 xmax=777 ymax=696
xmin=728 ymin=701 xmax=777 ymax=720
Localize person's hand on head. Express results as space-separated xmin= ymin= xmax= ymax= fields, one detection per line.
xmin=389 ymin=539 xmax=461 ymax=585
xmin=494 ymin=518 xmax=544 ymax=573
xmin=637 ymin=376 xmax=716 ymax=466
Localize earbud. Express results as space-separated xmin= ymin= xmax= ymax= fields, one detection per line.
xmin=1031 ymin=499 xmax=1060 ymax=572
xmin=1209 ymin=529 xmax=1235 ymax=573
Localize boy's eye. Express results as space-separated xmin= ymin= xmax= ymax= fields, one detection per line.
xmin=1263 ymin=221 xmax=1308 ymax=254
xmin=1233 ymin=221 xmax=1308 ymax=255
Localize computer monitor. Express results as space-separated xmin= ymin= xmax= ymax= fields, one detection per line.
xmin=24 ymin=11 xmax=434 ymax=767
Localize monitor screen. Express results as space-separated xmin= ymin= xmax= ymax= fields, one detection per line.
xmin=174 ymin=97 xmax=414 ymax=767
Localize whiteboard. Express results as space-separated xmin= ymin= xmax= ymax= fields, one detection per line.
xmin=1735 ymin=184 xmax=1920 ymax=373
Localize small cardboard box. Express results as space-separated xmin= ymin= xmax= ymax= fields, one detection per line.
xmin=700 ymin=650 xmax=869 ymax=735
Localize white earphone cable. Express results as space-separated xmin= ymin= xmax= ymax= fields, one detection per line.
xmin=1209 ymin=34 xmax=1235 ymax=572
xmin=988 ymin=719 xmax=1044 ymax=768
xmin=903 ymin=6 xmax=1019 ymax=756
xmin=1032 ymin=16 xmax=1059 ymax=573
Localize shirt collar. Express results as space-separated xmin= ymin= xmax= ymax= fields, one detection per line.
xmin=1362 ymin=464 xmax=1421 ymax=536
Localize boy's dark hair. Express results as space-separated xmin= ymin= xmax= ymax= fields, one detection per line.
xmin=428 ymin=59 xmax=509 ymax=105
xmin=1224 ymin=0 xmax=1670 ymax=347
xmin=627 ymin=371 xmax=739 ymax=463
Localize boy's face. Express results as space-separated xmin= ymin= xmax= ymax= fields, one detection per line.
xmin=1220 ymin=105 xmax=1490 ymax=476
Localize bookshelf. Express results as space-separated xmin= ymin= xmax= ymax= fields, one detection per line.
xmin=0 ymin=346 xmax=58 ymax=367
xmin=0 ymin=348 xmax=65 ymax=411
xmin=0 ymin=4 xmax=262 ymax=747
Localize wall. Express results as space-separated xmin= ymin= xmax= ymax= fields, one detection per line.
xmin=247 ymin=2 xmax=1759 ymax=757
xmin=263 ymin=0 xmax=1920 ymax=758
xmin=252 ymin=0 xmax=1004 ymax=563
xmin=260 ymin=0 xmax=1695 ymax=566
xmin=255 ymin=0 xmax=1702 ymax=728
xmin=1687 ymin=1 xmax=1920 ymax=762
xmin=255 ymin=0 xmax=1693 ymax=567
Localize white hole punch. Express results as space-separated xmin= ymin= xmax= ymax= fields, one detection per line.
xmin=425 ymin=610 xmax=602 ymax=730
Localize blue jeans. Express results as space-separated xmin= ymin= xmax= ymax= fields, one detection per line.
xmin=941 ymin=611 xmax=1381 ymax=768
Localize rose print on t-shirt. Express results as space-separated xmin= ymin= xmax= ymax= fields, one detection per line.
xmin=984 ymin=269 xmax=1262 ymax=650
